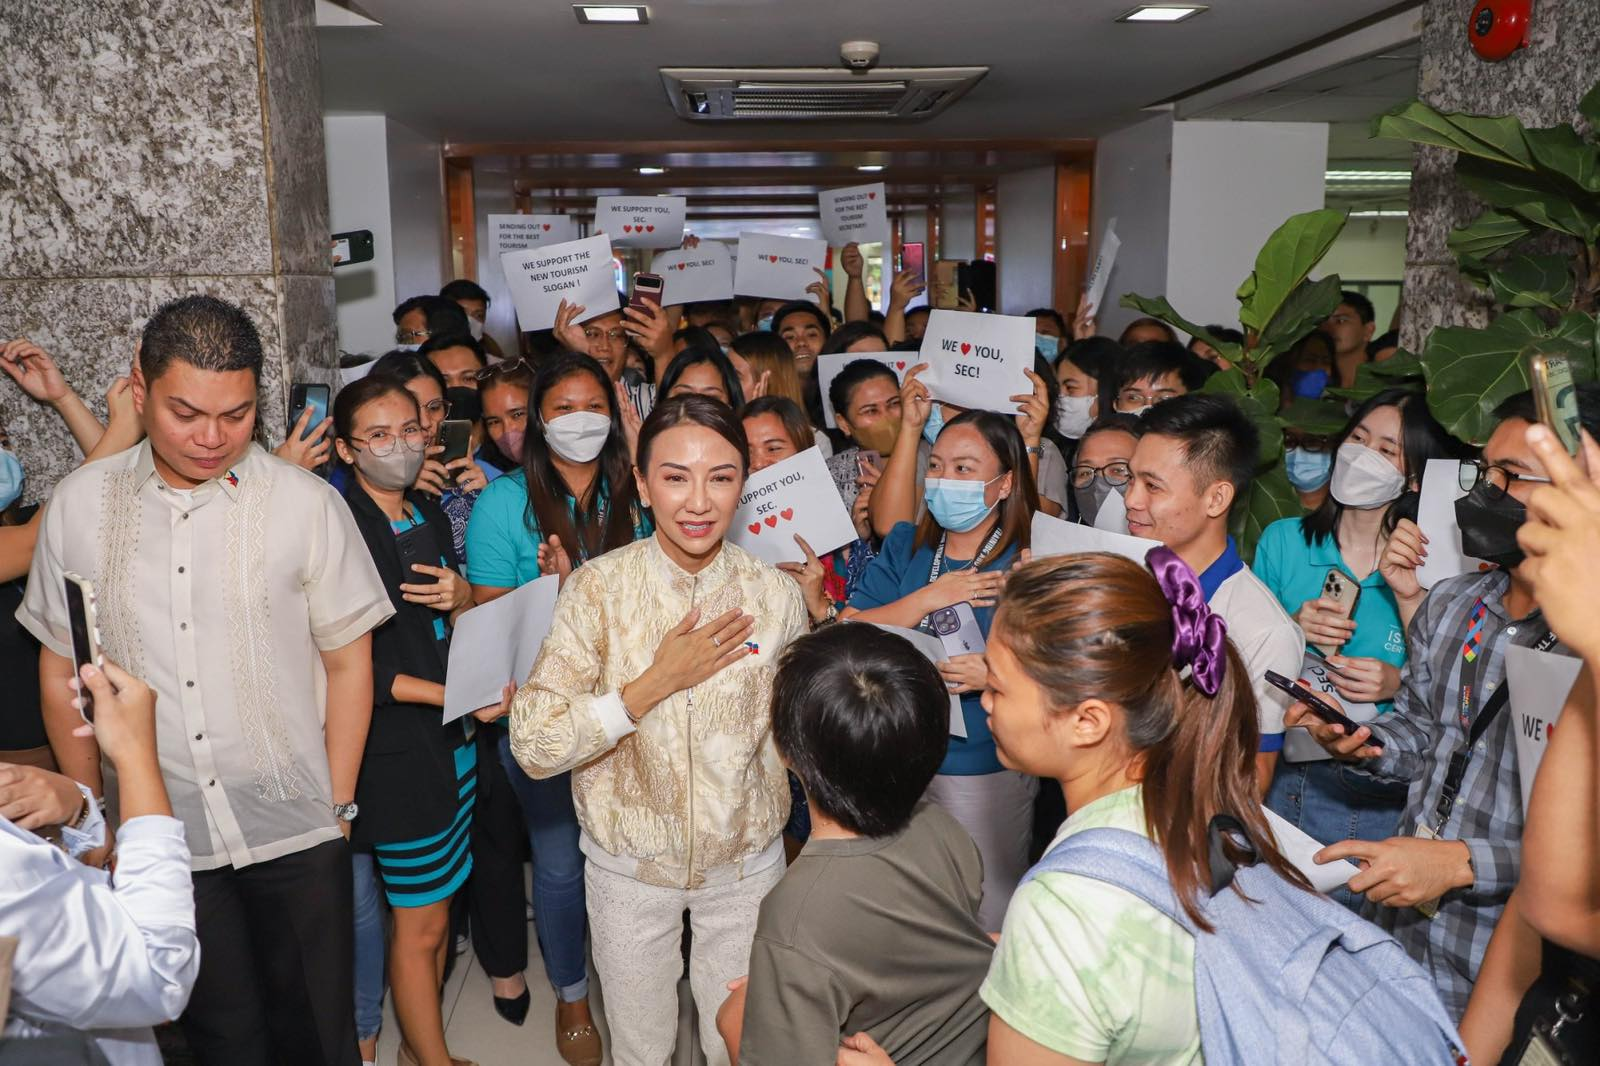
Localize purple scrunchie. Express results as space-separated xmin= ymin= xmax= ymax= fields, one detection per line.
xmin=1146 ymin=546 xmax=1229 ymax=697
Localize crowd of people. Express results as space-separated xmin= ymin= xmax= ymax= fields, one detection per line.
xmin=0 ymin=243 xmax=1596 ymax=1066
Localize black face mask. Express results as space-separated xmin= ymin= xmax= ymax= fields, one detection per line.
xmin=1454 ymin=482 xmax=1527 ymax=571
xmin=445 ymin=386 xmax=481 ymax=424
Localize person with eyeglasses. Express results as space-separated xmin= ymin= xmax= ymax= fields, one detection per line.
xmin=553 ymin=297 xmax=672 ymax=424
xmin=1282 ymin=423 xmax=1337 ymax=510
xmin=1106 ymin=341 xmax=1198 ymax=417
xmin=1253 ymin=389 xmax=1466 ymax=911
xmin=332 ymin=375 xmax=479 ymax=1066
xmin=1066 ymin=414 xmax=1142 ymax=533
xmin=1284 ymin=384 xmax=1600 ymax=1020
xmin=393 ymin=295 xmax=470 ymax=352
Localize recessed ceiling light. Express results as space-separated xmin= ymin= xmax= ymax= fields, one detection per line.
xmin=1117 ymin=5 xmax=1208 ymax=23
xmin=573 ymin=5 xmax=648 ymax=25
xmin=857 ymin=164 xmax=885 ymax=172
xmin=637 ymin=166 xmax=666 ymax=175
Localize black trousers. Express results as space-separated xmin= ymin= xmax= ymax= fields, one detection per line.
xmin=467 ymin=723 xmax=530 ymax=979
xmin=180 ymin=837 xmax=359 ymax=1066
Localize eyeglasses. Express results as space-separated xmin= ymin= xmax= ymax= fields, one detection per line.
xmin=396 ymin=328 xmax=430 ymax=344
xmin=1457 ymin=459 xmax=1551 ymax=499
xmin=1070 ymin=461 xmax=1132 ymax=489
xmin=348 ymin=424 xmax=427 ymax=457
xmin=1283 ymin=432 xmax=1333 ymax=453
xmin=1116 ymin=387 xmax=1179 ymax=410
xmin=475 ymin=358 xmax=533 ymax=382
xmin=420 ymin=398 xmax=450 ymax=419
xmin=582 ymin=327 xmax=628 ymax=345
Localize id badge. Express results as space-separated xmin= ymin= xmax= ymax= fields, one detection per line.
xmin=1517 ymin=1031 xmax=1568 ymax=1066
xmin=1412 ymin=821 xmax=1443 ymax=919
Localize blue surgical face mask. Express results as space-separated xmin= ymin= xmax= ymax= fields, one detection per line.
xmin=757 ymin=315 xmax=774 ymax=332
xmin=1284 ymin=447 xmax=1333 ymax=492
xmin=922 ymin=403 xmax=946 ymax=446
xmin=0 ymin=448 xmax=22 ymax=511
xmin=1034 ymin=334 xmax=1061 ymax=361
xmin=1291 ymin=368 xmax=1330 ymax=399
xmin=924 ymin=475 xmax=1002 ymax=534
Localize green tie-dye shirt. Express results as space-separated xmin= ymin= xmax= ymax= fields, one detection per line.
xmin=981 ymin=786 xmax=1203 ymax=1064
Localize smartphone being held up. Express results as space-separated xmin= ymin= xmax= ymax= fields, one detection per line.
xmin=630 ymin=272 xmax=664 ymax=313
xmin=64 ymin=572 xmax=104 ymax=723
xmin=1313 ymin=567 xmax=1360 ymax=657
xmin=288 ymin=383 xmax=331 ymax=442
xmin=1528 ymin=351 xmax=1585 ymax=459
xmin=899 ymin=242 xmax=925 ymax=284
xmin=437 ymin=419 xmax=473 ymax=467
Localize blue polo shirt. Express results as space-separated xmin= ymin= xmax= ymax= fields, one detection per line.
xmin=464 ymin=468 xmax=651 ymax=589
xmin=1251 ymin=516 xmax=1406 ymax=714
xmin=848 ymin=521 xmax=1018 ymax=776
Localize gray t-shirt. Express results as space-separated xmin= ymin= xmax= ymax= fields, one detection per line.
xmin=738 ymin=803 xmax=993 ymax=1066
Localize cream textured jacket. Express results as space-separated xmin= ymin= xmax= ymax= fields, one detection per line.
xmin=510 ymin=535 xmax=807 ymax=889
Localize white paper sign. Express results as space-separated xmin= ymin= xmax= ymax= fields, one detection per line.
xmin=733 ymin=233 xmax=827 ymax=300
xmin=443 ymin=575 xmax=561 ymax=724
xmin=594 ymin=196 xmax=686 ymax=249
xmin=652 ymin=241 xmax=734 ymax=305
xmin=861 ymin=622 xmax=967 ymax=738
xmin=500 ymin=234 xmax=618 ymax=332
xmin=1506 ymin=644 xmax=1584 ymax=815
xmin=818 ymin=183 xmax=888 ymax=247
xmin=1082 ymin=219 xmax=1121 ymax=320
xmin=1029 ymin=511 xmax=1163 ymax=565
xmin=1417 ymin=459 xmax=1490 ymax=589
xmin=490 ymin=213 xmax=578 ymax=259
xmin=728 ymin=447 xmax=857 ymax=566
xmin=1282 ymin=650 xmax=1381 ymax=764
xmin=1263 ymin=807 xmax=1360 ymax=894
xmin=816 ymin=351 xmax=912 ymax=428
xmin=339 ymin=360 xmax=377 ymax=389
xmin=918 ymin=309 xmax=1034 ymax=415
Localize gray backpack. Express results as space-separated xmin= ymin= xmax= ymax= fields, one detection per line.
xmin=1023 ymin=826 xmax=1467 ymax=1065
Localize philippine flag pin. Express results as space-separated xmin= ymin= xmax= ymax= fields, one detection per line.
xmin=744 ymin=641 xmax=760 ymax=655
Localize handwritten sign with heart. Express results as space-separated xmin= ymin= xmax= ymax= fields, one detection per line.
xmin=594 ymin=196 xmax=685 ymax=249
xmin=500 ymin=234 xmax=618 ymax=332
xmin=651 ymin=241 xmax=734 ymax=304
xmin=1508 ymin=644 xmax=1584 ymax=815
xmin=917 ymin=309 xmax=1035 ymax=416
xmin=816 ymin=351 xmax=910 ymax=429
xmin=733 ymin=232 xmax=828 ymax=301
xmin=489 ymin=214 xmax=577 ymax=261
xmin=818 ymin=182 xmax=889 ymax=247
xmin=728 ymin=446 xmax=857 ymax=566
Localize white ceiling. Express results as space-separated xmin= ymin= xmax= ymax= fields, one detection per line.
xmin=317 ymin=0 xmax=1411 ymax=146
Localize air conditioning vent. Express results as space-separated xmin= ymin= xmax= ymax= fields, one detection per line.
xmin=660 ymin=67 xmax=987 ymax=121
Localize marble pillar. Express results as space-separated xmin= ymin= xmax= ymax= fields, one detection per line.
xmin=1400 ymin=0 xmax=1600 ymax=351
xmin=0 ymin=0 xmax=335 ymax=499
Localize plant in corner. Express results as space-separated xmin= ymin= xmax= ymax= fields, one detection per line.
xmin=1121 ymin=208 xmax=1349 ymax=558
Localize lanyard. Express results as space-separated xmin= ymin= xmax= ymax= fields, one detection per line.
xmin=919 ymin=526 xmax=1003 ymax=633
xmin=1433 ymin=625 xmax=1557 ymax=832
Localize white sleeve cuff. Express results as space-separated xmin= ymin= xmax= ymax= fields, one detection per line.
xmin=592 ymin=691 xmax=639 ymax=748
xmin=59 ymin=782 xmax=106 ymax=859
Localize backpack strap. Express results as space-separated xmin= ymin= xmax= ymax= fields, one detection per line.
xmin=1022 ymin=827 xmax=1201 ymax=936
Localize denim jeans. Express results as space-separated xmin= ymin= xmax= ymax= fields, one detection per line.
xmin=1266 ymin=757 xmax=1408 ymax=912
xmin=496 ymin=731 xmax=589 ymax=1001
xmin=350 ymin=851 xmax=385 ymax=1041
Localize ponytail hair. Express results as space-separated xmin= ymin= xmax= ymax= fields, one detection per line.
xmin=994 ymin=551 xmax=1309 ymax=927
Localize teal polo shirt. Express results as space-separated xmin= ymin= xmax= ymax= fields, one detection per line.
xmin=1251 ymin=516 xmax=1406 ymax=714
xmin=464 ymin=468 xmax=651 ymax=589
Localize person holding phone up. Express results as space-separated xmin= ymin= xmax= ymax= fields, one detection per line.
xmin=1251 ymin=388 xmax=1467 ymax=909
xmin=843 ymin=375 xmax=1041 ymax=934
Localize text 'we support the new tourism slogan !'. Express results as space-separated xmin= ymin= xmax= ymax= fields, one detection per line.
xmin=500 ymin=234 xmax=617 ymax=332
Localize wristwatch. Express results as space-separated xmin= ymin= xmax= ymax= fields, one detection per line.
xmin=332 ymin=801 xmax=359 ymax=823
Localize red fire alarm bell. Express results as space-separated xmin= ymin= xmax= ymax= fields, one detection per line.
xmin=1468 ymin=0 xmax=1532 ymax=62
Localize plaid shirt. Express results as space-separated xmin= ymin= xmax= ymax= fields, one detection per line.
xmin=1357 ymin=568 xmax=1567 ymax=1018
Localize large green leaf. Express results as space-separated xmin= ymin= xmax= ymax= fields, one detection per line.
xmin=1421 ymin=310 xmax=1592 ymax=444
xmin=1523 ymin=125 xmax=1600 ymax=194
xmin=1255 ymin=274 xmax=1345 ymax=368
xmin=1280 ymin=397 xmax=1349 ymax=436
xmin=1448 ymin=209 xmax=1533 ymax=261
xmin=1117 ymin=293 xmax=1241 ymax=362
xmin=1236 ymin=210 xmax=1347 ymax=333
xmin=1456 ymin=156 xmax=1600 ymax=242
xmin=1580 ymin=80 xmax=1600 ymax=130
xmin=1204 ymin=371 xmax=1283 ymax=466
xmin=1488 ymin=253 xmax=1575 ymax=310
xmin=1229 ymin=463 xmax=1303 ymax=565
xmin=1372 ymin=99 xmax=1534 ymax=169
xmin=1324 ymin=351 xmax=1426 ymax=404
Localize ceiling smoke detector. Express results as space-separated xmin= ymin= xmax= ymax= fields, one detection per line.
xmin=660 ymin=65 xmax=987 ymax=121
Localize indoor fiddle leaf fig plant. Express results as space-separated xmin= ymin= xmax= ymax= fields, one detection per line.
xmin=1372 ymin=79 xmax=1600 ymax=444
xmin=1121 ymin=208 xmax=1349 ymax=558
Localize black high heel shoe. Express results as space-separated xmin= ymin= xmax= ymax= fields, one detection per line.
xmin=493 ymin=987 xmax=531 ymax=1026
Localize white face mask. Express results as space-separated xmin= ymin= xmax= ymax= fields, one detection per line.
xmin=1054 ymin=394 xmax=1095 ymax=439
xmin=543 ymin=411 xmax=611 ymax=464
xmin=395 ymin=343 xmax=422 ymax=353
xmin=1329 ymin=441 xmax=1406 ymax=509
xmin=468 ymin=319 xmax=485 ymax=342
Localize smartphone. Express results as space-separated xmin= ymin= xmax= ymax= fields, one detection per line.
xmin=288 ymin=383 xmax=331 ymax=441
xmin=930 ymin=603 xmax=986 ymax=658
xmin=958 ymin=260 xmax=997 ymax=313
xmin=931 ymin=260 xmax=961 ymax=310
xmin=331 ymin=229 xmax=375 ymax=268
xmin=438 ymin=419 xmax=473 ymax=466
xmin=900 ymin=242 xmax=925 ymax=283
xmin=631 ymin=272 xmax=664 ymax=312
xmin=1265 ymin=670 xmax=1383 ymax=750
xmin=395 ymin=525 xmax=440 ymax=586
xmin=64 ymin=572 xmax=103 ymax=723
xmin=1314 ymin=568 xmax=1361 ymax=657
xmin=1529 ymin=352 xmax=1583 ymax=456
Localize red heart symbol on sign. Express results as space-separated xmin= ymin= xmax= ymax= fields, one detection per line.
xmin=764 ymin=515 xmax=778 ymax=528
xmin=542 ymin=223 xmax=551 ymax=231
xmin=769 ymin=255 xmax=779 ymax=263
xmin=677 ymin=263 xmax=687 ymax=270
xmin=747 ymin=522 xmax=762 ymax=535
xmin=895 ymin=360 xmax=906 ymax=370
xmin=780 ymin=508 xmax=793 ymax=521
xmin=1548 ymin=721 xmax=1557 ymax=739
xmin=868 ymin=192 xmax=877 ymax=200
xmin=960 ymin=342 xmax=971 ymax=355
xmin=623 ymin=225 xmax=633 ymax=233
xmin=645 ymin=225 xmax=655 ymax=232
